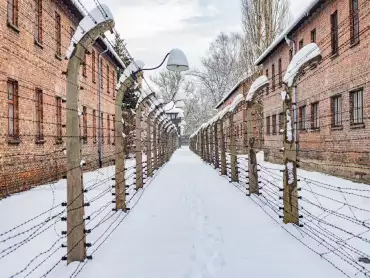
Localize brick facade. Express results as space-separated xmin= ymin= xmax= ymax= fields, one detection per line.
xmin=0 ymin=0 xmax=123 ymax=196
xmin=256 ymin=0 xmax=370 ymax=182
xmin=216 ymin=79 xmax=263 ymax=153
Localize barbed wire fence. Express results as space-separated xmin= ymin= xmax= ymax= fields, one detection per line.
xmin=0 ymin=1 xmax=179 ymax=277
xmin=189 ymin=4 xmax=370 ymax=277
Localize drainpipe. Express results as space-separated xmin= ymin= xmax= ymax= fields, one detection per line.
xmin=285 ymin=36 xmax=297 ymax=144
xmin=98 ymin=43 xmax=109 ymax=168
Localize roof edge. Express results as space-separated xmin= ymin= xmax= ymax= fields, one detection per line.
xmin=254 ymin=0 xmax=324 ymax=66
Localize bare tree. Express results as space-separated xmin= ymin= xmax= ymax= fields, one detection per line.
xmin=192 ymin=32 xmax=246 ymax=107
xmin=150 ymin=71 xmax=185 ymax=103
xmin=241 ymin=0 xmax=290 ymax=73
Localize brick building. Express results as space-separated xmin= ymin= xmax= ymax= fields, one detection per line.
xmin=255 ymin=0 xmax=370 ymax=182
xmin=0 ymin=0 xmax=125 ymax=196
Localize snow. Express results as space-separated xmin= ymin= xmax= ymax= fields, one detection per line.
xmin=66 ymin=5 xmax=114 ymax=59
xmin=0 ymin=157 xmax=152 ymax=278
xmin=254 ymin=0 xmax=321 ymax=65
xmin=116 ymin=60 xmax=145 ymax=91
xmin=283 ymin=43 xmax=322 ymax=87
xmin=3 ymin=148 xmax=369 ymax=277
xmin=215 ymin=75 xmax=252 ymax=109
xmin=280 ymin=91 xmax=287 ymax=101
xmin=286 ymin=109 xmax=293 ymax=142
xmin=286 ymin=162 xmax=295 ymax=185
xmin=228 ymin=94 xmax=244 ymax=113
xmin=246 ymin=75 xmax=269 ymax=102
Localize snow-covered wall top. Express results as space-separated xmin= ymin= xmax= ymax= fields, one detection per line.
xmin=246 ymin=75 xmax=269 ymax=102
xmin=283 ymin=43 xmax=321 ymax=87
xmin=116 ymin=60 xmax=145 ymax=91
xmin=215 ymin=75 xmax=251 ymax=109
xmin=228 ymin=94 xmax=244 ymax=113
xmin=66 ymin=5 xmax=114 ymax=59
xmin=254 ymin=0 xmax=321 ymax=65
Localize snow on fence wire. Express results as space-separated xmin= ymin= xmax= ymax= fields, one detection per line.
xmin=189 ymin=33 xmax=370 ymax=277
xmin=0 ymin=94 xmax=178 ymax=277
xmin=0 ymin=2 xmax=179 ymax=276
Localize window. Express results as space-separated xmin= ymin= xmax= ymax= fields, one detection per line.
xmin=311 ymin=102 xmax=319 ymax=129
xmin=272 ymin=115 xmax=277 ymax=134
xmin=8 ymin=0 xmax=18 ymax=27
xmin=8 ymin=80 xmax=19 ymax=139
xmin=272 ymin=64 xmax=275 ymax=91
xmin=289 ymin=48 xmax=293 ymax=61
xmin=107 ymin=115 xmax=111 ymax=144
xmin=107 ymin=65 xmax=110 ymax=93
xmin=112 ymin=115 xmax=115 ymax=145
xmin=101 ymin=112 xmax=104 ymax=143
xmin=266 ymin=116 xmax=270 ymax=135
xmin=83 ymin=106 xmax=87 ymax=144
xmin=265 ymin=69 xmax=269 ymax=94
xmin=351 ymin=89 xmax=364 ymax=124
xmin=299 ymin=39 xmax=304 ymax=49
xmin=92 ymin=50 xmax=96 ymax=83
xmin=35 ymin=89 xmax=43 ymax=141
xmin=331 ymin=11 xmax=339 ymax=55
xmin=83 ymin=53 xmax=87 ymax=77
xmin=332 ymin=95 xmax=342 ymax=127
xmin=278 ymin=58 xmax=282 ymax=87
xmin=55 ymin=12 xmax=61 ymax=57
xmin=56 ymin=97 xmax=62 ymax=141
xmin=299 ymin=105 xmax=307 ymax=131
xmin=93 ymin=110 xmax=97 ymax=144
xmin=112 ymin=70 xmax=115 ymax=97
xmin=35 ymin=0 xmax=42 ymax=43
xmin=350 ymin=0 xmax=359 ymax=44
xmin=311 ymin=28 xmax=316 ymax=43
xmin=279 ymin=112 xmax=284 ymax=134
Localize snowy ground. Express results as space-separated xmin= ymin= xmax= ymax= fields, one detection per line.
xmin=220 ymin=151 xmax=370 ymax=278
xmin=1 ymin=147 xmax=368 ymax=278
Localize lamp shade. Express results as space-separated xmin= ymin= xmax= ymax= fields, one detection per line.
xmin=166 ymin=48 xmax=189 ymax=72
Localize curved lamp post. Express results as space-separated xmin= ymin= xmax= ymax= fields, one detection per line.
xmin=132 ymin=48 xmax=189 ymax=76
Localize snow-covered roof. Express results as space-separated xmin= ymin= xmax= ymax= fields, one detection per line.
xmin=228 ymin=94 xmax=244 ymax=113
xmin=215 ymin=75 xmax=251 ymax=109
xmin=246 ymin=76 xmax=269 ymax=102
xmin=255 ymin=0 xmax=323 ymax=66
xmin=283 ymin=43 xmax=321 ymax=87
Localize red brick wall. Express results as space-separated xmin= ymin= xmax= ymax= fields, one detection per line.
xmin=260 ymin=0 xmax=370 ymax=182
xmin=0 ymin=0 xmax=118 ymax=196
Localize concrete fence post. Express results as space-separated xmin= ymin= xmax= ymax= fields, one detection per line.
xmin=153 ymin=120 xmax=158 ymax=170
xmin=214 ymin=122 xmax=219 ymax=169
xmin=219 ymin=119 xmax=226 ymax=176
xmin=65 ymin=6 xmax=115 ymax=263
xmin=283 ymin=86 xmax=299 ymax=225
xmin=147 ymin=114 xmax=153 ymax=177
xmin=246 ymin=105 xmax=259 ymax=195
xmin=210 ymin=125 xmax=214 ymax=165
xmin=135 ymin=104 xmax=143 ymax=190
xmin=229 ymin=113 xmax=238 ymax=182
xmin=66 ymin=43 xmax=86 ymax=263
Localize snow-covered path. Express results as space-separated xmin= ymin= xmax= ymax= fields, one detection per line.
xmin=76 ymin=147 xmax=342 ymax=278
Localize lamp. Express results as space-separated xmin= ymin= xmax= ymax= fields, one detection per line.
xmin=132 ymin=48 xmax=189 ymax=76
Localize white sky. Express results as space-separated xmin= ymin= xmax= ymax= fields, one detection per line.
xmin=81 ymin=0 xmax=313 ymax=74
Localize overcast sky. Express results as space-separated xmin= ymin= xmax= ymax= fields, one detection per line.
xmin=82 ymin=0 xmax=313 ymax=72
